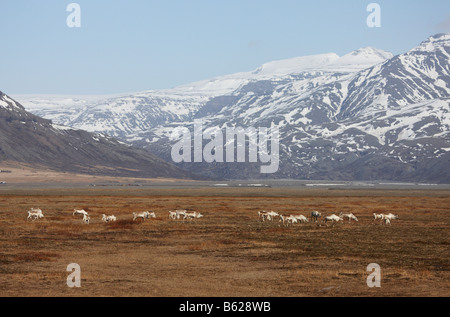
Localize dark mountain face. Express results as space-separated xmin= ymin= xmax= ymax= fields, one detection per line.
xmin=0 ymin=91 xmax=195 ymax=179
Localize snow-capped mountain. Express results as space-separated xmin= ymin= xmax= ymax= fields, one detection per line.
xmin=0 ymin=92 xmax=195 ymax=179
xmin=17 ymin=46 xmax=393 ymax=139
xmin=15 ymin=34 xmax=450 ymax=183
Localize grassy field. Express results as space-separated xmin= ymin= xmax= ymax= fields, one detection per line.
xmin=0 ymin=187 xmax=449 ymax=297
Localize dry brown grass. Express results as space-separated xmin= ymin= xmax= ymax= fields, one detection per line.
xmin=0 ymin=187 xmax=449 ymax=297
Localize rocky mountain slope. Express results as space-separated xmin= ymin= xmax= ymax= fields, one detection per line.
xmin=0 ymin=92 xmax=195 ymax=179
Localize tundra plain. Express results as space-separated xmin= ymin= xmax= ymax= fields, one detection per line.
xmin=0 ymin=187 xmax=449 ymax=297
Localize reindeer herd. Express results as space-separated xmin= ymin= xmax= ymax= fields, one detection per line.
xmin=25 ymin=208 xmax=205 ymax=225
xmin=25 ymin=206 xmax=398 ymax=227
xmin=258 ymin=210 xmax=399 ymax=226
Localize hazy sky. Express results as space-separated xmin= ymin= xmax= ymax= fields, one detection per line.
xmin=1 ymin=0 xmax=449 ymax=95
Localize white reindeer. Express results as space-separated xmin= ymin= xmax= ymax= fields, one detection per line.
xmin=266 ymin=211 xmax=280 ymax=222
xmin=102 ymin=214 xmax=117 ymax=223
xmin=169 ymin=210 xmax=187 ymax=220
xmin=258 ymin=211 xmax=270 ymax=222
xmin=82 ymin=214 xmax=90 ymax=224
xmin=27 ymin=211 xmax=37 ymax=221
xmin=258 ymin=211 xmax=269 ymax=222
xmin=384 ymin=213 xmax=399 ymax=220
xmin=183 ymin=211 xmax=204 ymax=221
xmin=169 ymin=211 xmax=177 ymax=220
xmin=30 ymin=207 xmax=43 ymax=214
xmin=293 ymin=214 xmax=309 ymax=223
xmin=175 ymin=210 xmax=187 ymax=220
xmin=133 ymin=211 xmax=149 ymax=221
xmin=280 ymin=215 xmax=298 ymax=226
xmin=324 ymin=214 xmax=344 ymax=225
xmin=258 ymin=210 xmax=280 ymax=222
xmin=339 ymin=212 xmax=358 ymax=223
xmin=27 ymin=208 xmax=44 ymax=221
xmin=373 ymin=213 xmax=384 ymax=223
xmin=73 ymin=209 xmax=89 ymax=217
xmin=286 ymin=216 xmax=298 ymax=226
xmin=382 ymin=213 xmax=398 ymax=225
xmin=133 ymin=211 xmax=156 ymax=221
xmin=279 ymin=214 xmax=288 ymax=225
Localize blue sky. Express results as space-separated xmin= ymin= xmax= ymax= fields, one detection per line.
xmin=1 ymin=0 xmax=449 ymax=95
